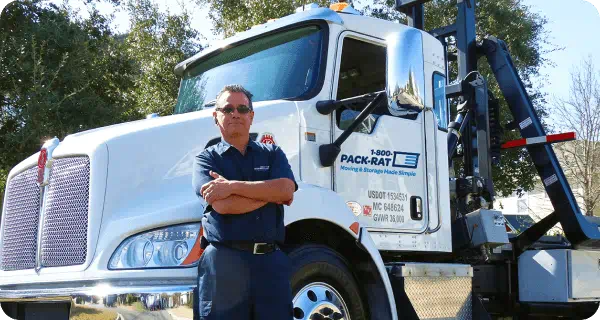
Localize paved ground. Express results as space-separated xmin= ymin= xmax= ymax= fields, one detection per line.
xmin=114 ymin=307 xmax=173 ymax=320
xmin=76 ymin=302 xmax=177 ymax=320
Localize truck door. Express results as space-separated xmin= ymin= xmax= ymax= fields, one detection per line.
xmin=332 ymin=34 xmax=430 ymax=233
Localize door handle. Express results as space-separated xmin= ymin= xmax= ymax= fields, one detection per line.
xmin=411 ymin=196 xmax=423 ymax=221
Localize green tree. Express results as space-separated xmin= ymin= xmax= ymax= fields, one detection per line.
xmin=0 ymin=1 xmax=136 ymax=201
xmin=427 ymin=0 xmax=553 ymax=197
xmin=198 ymin=0 xmax=331 ymax=37
xmin=0 ymin=0 xmax=202 ymax=203
xmin=123 ymin=0 xmax=201 ymax=116
xmin=198 ymin=0 xmax=555 ymax=197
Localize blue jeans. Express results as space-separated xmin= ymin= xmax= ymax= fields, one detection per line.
xmin=194 ymin=243 xmax=293 ymax=320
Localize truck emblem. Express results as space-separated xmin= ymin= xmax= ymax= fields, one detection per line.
xmin=37 ymin=149 xmax=48 ymax=185
xmin=36 ymin=138 xmax=60 ymax=187
xmin=363 ymin=205 xmax=372 ymax=217
xmin=260 ymin=133 xmax=276 ymax=145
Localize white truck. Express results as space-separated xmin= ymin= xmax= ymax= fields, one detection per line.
xmin=1 ymin=1 xmax=600 ymax=319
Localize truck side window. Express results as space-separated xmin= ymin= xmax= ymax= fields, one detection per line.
xmin=433 ymin=73 xmax=448 ymax=130
xmin=336 ymin=38 xmax=386 ymax=134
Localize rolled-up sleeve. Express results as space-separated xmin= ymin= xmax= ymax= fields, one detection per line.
xmin=269 ymin=146 xmax=298 ymax=191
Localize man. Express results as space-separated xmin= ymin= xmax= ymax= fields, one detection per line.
xmin=192 ymin=84 xmax=297 ymax=320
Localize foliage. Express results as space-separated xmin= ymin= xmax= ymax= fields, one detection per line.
xmin=196 ymin=0 xmax=331 ymax=37
xmin=132 ymin=301 xmax=145 ymax=311
xmin=126 ymin=293 xmax=138 ymax=305
xmin=0 ymin=0 xmax=202 ymax=204
xmin=0 ymin=0 xmax=135 ymax=201
xmin=123 ymin=0 xmax=201 ymax=116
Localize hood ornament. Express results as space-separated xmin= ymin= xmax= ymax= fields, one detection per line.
xmin=37 ymin=137 xmax=60 ymax=187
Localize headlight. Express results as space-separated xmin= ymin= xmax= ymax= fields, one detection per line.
xmin=109 ymin=223 xmax=202 ymax=270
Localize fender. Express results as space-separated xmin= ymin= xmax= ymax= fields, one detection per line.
xmin=285 ymin=183 xmax=398 ymax=320
xmin=359 ymin=228 xmax=398 ymax=320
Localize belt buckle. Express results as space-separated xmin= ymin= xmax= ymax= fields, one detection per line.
xmin=253 ymin=243 xmax=268 ymax=255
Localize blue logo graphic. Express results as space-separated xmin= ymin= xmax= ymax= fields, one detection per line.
xmin=392 ymin=152 xmax=420 ymax=169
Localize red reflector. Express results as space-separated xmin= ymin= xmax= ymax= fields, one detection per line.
xmin=349 ymin=222 xmax=359 ymax=235
xmin=501 ymin=138 xmax=526 ymax=149
xmin=501 ymin=132 xmax=576 ymax=149
xmin=547 ymin=132 xmax=576 ymax=142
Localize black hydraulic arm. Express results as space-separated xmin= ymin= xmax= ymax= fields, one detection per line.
xmin=481 ymin=36 xmax=600 ymax=249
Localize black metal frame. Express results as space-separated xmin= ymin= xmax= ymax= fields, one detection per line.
xmin=481 ymin=36 xmax=600 ymax=249
xmin=397 ymin=0 xmax=600 ymax=249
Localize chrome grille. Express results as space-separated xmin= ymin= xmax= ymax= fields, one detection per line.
xmin=1 ymin=167 xmax=40 ymax=271
xmin=41 ymin=157 xmax=90 ymax=267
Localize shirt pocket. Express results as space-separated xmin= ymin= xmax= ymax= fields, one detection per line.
xmin=252 ymin=161 xmax=271 ymax=181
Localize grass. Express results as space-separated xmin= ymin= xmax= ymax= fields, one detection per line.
xmin=132 ymin=301 xmax=145 ymax=312
xmin=70 ymin=304 xmax=118 ymax=320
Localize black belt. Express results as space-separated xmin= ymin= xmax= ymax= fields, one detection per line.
xmin=201 ymin=237 xmax=279 ymax=255
xmin=224 ymin=242 xmax=279 ymax=255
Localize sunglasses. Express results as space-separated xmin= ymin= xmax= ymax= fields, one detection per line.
xmin=216 ymin=105 xmax=252 ymax=114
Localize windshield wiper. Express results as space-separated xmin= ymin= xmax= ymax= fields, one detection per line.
xmin=202 ymin=99 xmax=217 ymax=108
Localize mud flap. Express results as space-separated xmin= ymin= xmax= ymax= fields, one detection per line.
xmin=16 ymin=302 xmax=70 ymax=320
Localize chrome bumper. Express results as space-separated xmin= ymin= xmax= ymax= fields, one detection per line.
xmin=0 ymin=281 xmax=196 ymax=320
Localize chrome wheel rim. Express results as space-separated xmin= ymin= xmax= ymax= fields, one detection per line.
xmin=292 ymin=282 xmax=350 ymax=320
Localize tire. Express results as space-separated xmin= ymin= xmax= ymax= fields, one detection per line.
xmin=288 ymin=244 xmax=367 ymax=320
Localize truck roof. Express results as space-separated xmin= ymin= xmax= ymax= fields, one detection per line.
xmin=174 ymin=7 xmax=424 ymax=76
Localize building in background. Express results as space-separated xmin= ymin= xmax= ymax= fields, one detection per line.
xmin=495 ymin=140 xmax=600 ymax=234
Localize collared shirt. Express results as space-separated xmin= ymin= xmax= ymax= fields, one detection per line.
xmin=192 ymin=139 xmax=297 ymax=243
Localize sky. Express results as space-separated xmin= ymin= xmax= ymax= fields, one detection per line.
xmin=521 ymin=0 xmax=600 ymax=113
xmin=0 ymin=0 xmax=599 ymax=111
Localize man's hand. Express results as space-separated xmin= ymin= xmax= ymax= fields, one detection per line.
xmin=201 ymin=171 xmax=233 ymax=205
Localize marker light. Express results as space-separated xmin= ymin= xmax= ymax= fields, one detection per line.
xmin=330 ymin=2 xmax=349 ymax=11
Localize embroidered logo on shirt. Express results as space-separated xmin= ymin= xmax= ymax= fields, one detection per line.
xmin=254 ymin=166 xmax=270 ymax=171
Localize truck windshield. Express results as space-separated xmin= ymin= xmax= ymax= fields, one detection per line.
xmin=175 ymin=25 xmax=325 ymax=114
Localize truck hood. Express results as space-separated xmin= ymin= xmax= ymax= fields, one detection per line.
xmin=63 ymin=108 xmax=215 ymax=146
xmin=1 ymin=99 xmax=300 ymax=280
xmin=94 ymin=99 xmax=301 ymax=269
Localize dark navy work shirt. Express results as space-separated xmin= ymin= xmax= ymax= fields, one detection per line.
xmin=192 ymin=139 xmax=297 ymax=243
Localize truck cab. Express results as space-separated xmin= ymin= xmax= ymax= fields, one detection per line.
xmin=174 ymin=7 xmax=451 ymax=252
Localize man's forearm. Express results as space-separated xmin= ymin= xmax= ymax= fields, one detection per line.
xmin=212 ymin=195 xmax=268 ymax=214
xmin=230 ymin=178 xmax=295 ymax=203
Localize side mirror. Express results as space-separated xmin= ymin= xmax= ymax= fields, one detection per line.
xmin=386 ymin=29 xmax=426 ymax=116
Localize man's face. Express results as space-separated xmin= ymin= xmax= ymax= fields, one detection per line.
xmin=213 ymin=91 xmax=254 ymax=139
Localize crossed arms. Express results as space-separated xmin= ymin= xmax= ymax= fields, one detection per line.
xmin=200 ymin=171 xmax=295 ymax=215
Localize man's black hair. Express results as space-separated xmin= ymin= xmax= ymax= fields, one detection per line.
xmin=216 ymin=84 xmax=254 ymax=110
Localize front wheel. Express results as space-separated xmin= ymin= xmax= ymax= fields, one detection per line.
xmin=288 ymin=244 xmax=367 ymax=320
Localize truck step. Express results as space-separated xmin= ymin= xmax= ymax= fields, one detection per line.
xmin=386 ymin=263 xmax=473 ymax=320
